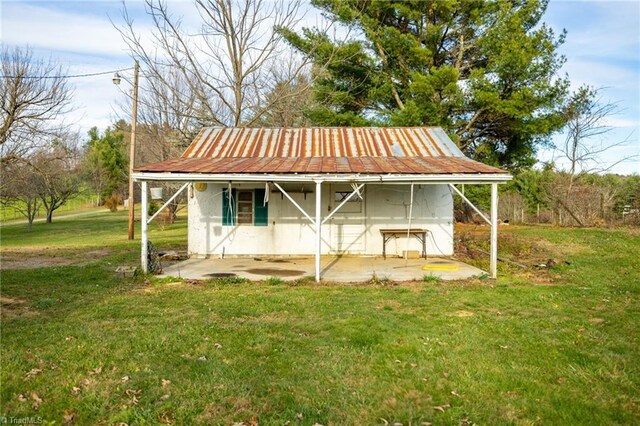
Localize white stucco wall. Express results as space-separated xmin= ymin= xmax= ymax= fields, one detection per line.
xmin=187 ymin=182 xmax=453 ymax=257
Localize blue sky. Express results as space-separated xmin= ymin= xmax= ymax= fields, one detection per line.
xmin=1 ymin=0 xmax=639 ymax=174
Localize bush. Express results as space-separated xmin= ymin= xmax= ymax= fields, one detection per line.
xmin=104 ymin=193 xmax=122 ymax=212
xmin=423 ymin=274 xmax=441 ymax=283
xmin=148 ymin=200 xmax=160 ymax=217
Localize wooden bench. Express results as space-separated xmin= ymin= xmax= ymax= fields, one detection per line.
xmin=380 ymin=229 xmax=429 ymax=259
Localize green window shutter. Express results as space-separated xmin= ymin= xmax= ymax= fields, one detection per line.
xmin=222 ymin=188 xmax=236 ymax=226
xmin=254 ymin=188 xmax=268 ymax=226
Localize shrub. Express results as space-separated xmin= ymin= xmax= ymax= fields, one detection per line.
xmin=148 ymin=200 xmax=160 ymax=217
xmin=423 ymin=274 xmax=442 ymax=283
xmin=104 ymin=193 xmax=122 ymax=212
xmin=265 ymin=276 xmax=285 ymax=285
xmin=216 ymin=276 xmax=248 ymax=285
xmin=369 ymin=273 xmax=392 ymax=286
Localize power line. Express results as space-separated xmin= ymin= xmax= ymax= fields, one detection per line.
xmin=1 ymin=66 xmax=135 ymax=80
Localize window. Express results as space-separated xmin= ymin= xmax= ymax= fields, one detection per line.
xmin=333 ymin=190 xmax=362 ymax=213
xmin=237 ymin=191 xmax=253 ymax=224
xmin=222 ymin=188 xmax=268 ymax=226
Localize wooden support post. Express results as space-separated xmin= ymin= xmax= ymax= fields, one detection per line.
xmin=127 ymin=61 xmax=139 ymax=240
xmin=315 ymin=181 xmax=322 ymax=282
xmin=141 ymin=181 xmax=148 ymax=273
xmin=490 ymin=183 xmax=498 ymax=279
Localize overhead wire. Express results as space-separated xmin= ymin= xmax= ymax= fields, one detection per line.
xmin=1 ymin=67 xmax=135 ymax=79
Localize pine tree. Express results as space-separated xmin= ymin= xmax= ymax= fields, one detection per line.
xmin=282 ymin=0 xmax=569 ymax=169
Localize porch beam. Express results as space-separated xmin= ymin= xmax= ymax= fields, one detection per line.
xmin=322 ymin=183 xmax=365 ymax=225
xmin=141 ymin=181 xmax=148 ymax=273
xmin=448 ymin=184 xmax=491 ymax=225
xmin=315 ymin=180 xmax=323 ymax=282
xmin=146 ymin=183 xmax=189 ymax=224
xmin=273 ymin=182 xmax=316 ymax=225
xmin=133 ymin=172 xmax=511 ymax=185
xmin=490 ymin=183 xmax=498 ymax=279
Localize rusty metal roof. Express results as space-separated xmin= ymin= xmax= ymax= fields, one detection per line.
xmin=182 ymin=127 xmax=465 ymax=158
xmin=136 ymin=127 xmax=507 ymax=175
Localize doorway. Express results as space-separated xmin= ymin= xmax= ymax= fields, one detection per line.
xmin=329 ymin=184 xmax=366 ymax=254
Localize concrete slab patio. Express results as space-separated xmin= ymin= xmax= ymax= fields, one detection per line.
xmin=160 ymin=256 xmax=485 ymax=282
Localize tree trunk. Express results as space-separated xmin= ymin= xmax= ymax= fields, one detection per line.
xmin=46 ymin=208 xmax=53 ymax=223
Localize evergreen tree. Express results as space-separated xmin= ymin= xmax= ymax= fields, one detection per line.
xmin=83 ymin=125 xmax=128 ymax=203
xmin=282 ymin=0 xmax=569 ymax=169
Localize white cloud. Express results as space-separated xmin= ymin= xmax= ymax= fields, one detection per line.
xmin=601 ymin=117 xmax=640 ymax=129
xmin=1 ymin=2 xmax=132 ymax=57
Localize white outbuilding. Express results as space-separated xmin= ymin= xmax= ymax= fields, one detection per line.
xmin=134 ymin=127 xmax=511 ymax=281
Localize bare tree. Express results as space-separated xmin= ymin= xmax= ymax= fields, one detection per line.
xmin=0 ymin=160 xmax=41 ymax=230
xmin=550 ymin=86 xmax=639 ymax=226
xmin=117 ymin=0 xmax=308 ymax=129
xmin=0 ymin=45 xmax=73 ymax=164
xmin=33 ymin=135 xmax=83 ymax=223
xmin=250 ymin=59 xmax=313 ymax=127
xmin=560 ymin=86 xmax=637 ymax=182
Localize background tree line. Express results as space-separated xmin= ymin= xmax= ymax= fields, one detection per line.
xmin=2 ymin=0 xmax=637 ymax=228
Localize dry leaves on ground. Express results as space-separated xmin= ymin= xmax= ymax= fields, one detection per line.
xmin=433 ymin=403 xmax=451 ymax=412
xmin=25 ymin=368 xmax=42 ymax=380
xmin=63 ymin=409 xmax=76 ymax=424
xmin=31 ymin=392 xmax=43 ymax=410
xmin=88 ymin=366 xmax=102 ymax=375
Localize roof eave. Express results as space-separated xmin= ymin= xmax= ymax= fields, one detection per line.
xmin=132 ymin=171 xmax=512 ymax=184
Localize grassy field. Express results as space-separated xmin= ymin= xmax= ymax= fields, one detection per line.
xmin=0 ymin=193 xmax=99 ymax=223
xmin=1 ymin=212 xmax=639 ymax=425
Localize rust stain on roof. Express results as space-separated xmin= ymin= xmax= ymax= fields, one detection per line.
xmin=137 ymin=127 xmax=508 ymax=175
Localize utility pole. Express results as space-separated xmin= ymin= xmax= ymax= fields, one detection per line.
xmin=112 ymin=61 xmax=140 ymax=239
xmin=127 ymin=61 xmax=139 ymax=240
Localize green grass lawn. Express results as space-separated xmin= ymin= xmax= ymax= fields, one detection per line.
xmin=0 ymin=193 xmax=99 ymax=223
xmin=1 ymin=212 xmax=639 ymax=425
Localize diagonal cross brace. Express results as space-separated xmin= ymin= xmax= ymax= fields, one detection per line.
xmin=273 ymin=182 xmax=316 ymax=225
xmin=146 ymin=183 xmax=189 ymax=224
xmin=448 ymin=184 xmax=491 ymax=225
xmin=322 ymin=184 xmax=365 ymax=225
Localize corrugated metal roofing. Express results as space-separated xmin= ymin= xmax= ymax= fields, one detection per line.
xmin=182 ymin=127 xmax=465 ymax=159
xmin=135 ymin=127 xmax=507 ymax=175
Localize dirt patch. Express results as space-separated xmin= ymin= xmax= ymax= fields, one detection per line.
xmin=0 ymin=295 xmax=26 ymax=305
xmin=0 ymin=247 xmax=110 ymax=270
xmin=449 ymin=310 xmax=474 ymax=317
xmin=245 ymin=268 xmax=305 ymax=277
xmin=0 ymin=295 xmax=38 ymax=319
xmin=1 ymin=255 xmax=72 ymax=270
